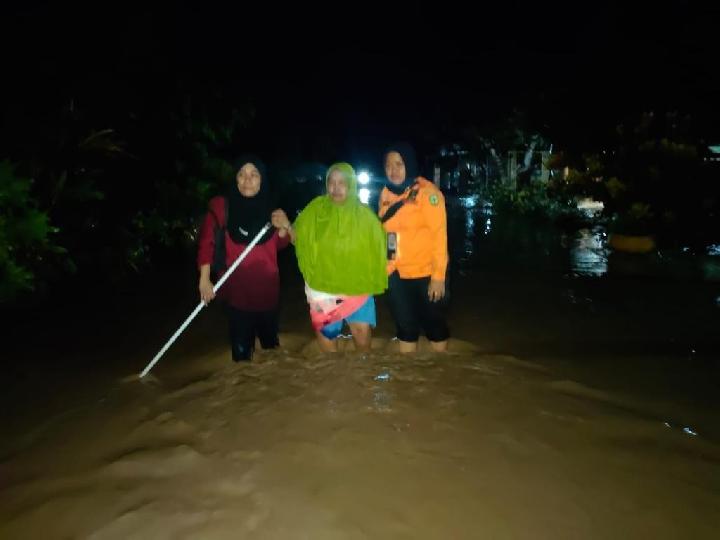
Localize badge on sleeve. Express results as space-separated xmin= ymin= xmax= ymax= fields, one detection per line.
xmin=429 ymin=193 xmax=439 ymax=206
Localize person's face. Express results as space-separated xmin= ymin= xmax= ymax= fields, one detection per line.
xmin=327 ymin=170 xmax=349 ymax=204
xmin=236 ymin=163 xmax=261 ymax=197
xmin=385 ymin=151 xmax=406 ymax=185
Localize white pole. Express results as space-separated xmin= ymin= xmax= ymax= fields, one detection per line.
xmin=139 ymin=223 xmax=272 ymax=378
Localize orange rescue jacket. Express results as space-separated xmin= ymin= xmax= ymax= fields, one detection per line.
xmin=378 ymin=177 xmax=448 ymax=281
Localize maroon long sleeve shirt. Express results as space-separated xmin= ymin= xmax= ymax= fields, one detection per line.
xmin=197 ymin=196 xmax=290 ymax=311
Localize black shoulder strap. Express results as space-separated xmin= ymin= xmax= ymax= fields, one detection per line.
xmin=380 ymin=183 xmax=420 ymax=224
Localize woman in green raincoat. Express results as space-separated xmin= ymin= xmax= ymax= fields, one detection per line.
xmin=292 ymin=162 xmax=387 ymax=352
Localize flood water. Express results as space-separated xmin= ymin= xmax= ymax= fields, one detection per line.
xmin=1 ymin=198 xmax=719 ymax=538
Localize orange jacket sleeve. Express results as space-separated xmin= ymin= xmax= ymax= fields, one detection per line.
xmin=420 ymin=185 xmax=448 ymax=281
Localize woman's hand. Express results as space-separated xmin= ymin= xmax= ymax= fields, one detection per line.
xmin=199 ymin=276 xmax=215 ymax=304
xmin=272 ymin=209 xmax=295 ymax=241
xmin=271 ymin=209 xmax=291 ymax=230
xmin=428 ymin=279 xmax=445 ymax=302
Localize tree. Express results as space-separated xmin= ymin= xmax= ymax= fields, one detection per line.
xmin=552 ymin=111 xmax=714 ymax=239
xmin=0 ymin=161 xmax=63 ymax=301
xmin=463 ymin=110 xmax=550 ymax=188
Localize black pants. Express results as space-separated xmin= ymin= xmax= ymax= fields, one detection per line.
xmin=386 ymin=272 xmax=450 ymax=343
xmin=226 ymin=307 xmax=279 ymax=361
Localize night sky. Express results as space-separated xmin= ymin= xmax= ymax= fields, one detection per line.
xmin=3 ymin=2 xmax=718 ymax=166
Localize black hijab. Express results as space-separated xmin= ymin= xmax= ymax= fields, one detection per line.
xmin=226 ymin=155 xmax=274 ymax=244
xmin=383 ymin=141 xmax=420 ymax=195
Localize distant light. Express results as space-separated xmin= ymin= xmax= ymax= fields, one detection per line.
xmin=576 ymin=197 xmax=604 ymax=218
xmin=358 ymin=171 xmax=370 ymax=185
xmin=359 ymin=188 xmax=371 ymax=204
xmin=576 ymin=198 xmax=604 ymax=211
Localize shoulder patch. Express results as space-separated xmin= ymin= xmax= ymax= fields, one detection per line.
xmin=429 ymin=193 xmax=439 ymax=206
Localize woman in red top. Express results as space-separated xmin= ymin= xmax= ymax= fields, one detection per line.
xmin=197 ymin=156 xmax=292 ymax=361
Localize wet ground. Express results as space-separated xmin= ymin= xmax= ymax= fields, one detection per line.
xmin=1 ymin=200 xmax=719 ymax=538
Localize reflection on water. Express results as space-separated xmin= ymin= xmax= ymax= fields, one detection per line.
xmin=570 ymin=227 xmax=609 ymax=277
xmin=449 ymin=195 xmax=718 ymax=287
xmin=664 ymin=421 xmax=699 ymax=437
xmin=459 ymin=194 xmax=479 ymax=209
xmin=481 ymin=201 xmax=493 ymax=237
xmin=451 ymin=196 xmax=611 ymax=278
xmin=464 ymin=212 xmax=475 ymax=255
xmin=456 ymin=194 xmax=482 ymax=264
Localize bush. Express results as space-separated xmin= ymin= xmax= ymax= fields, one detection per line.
xmin=0 ymin=161 xmax=64 ymax=301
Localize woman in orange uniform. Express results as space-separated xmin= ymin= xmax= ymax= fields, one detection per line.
xmin=378 ymin=142 xmax=449 ymax=352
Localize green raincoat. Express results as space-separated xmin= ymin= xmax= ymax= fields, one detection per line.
xmin=294 ymin=163 xmax=387 ymax=296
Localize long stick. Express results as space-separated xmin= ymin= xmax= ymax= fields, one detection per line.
xmin=139 ymin=223 xmax=272 ymax=378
